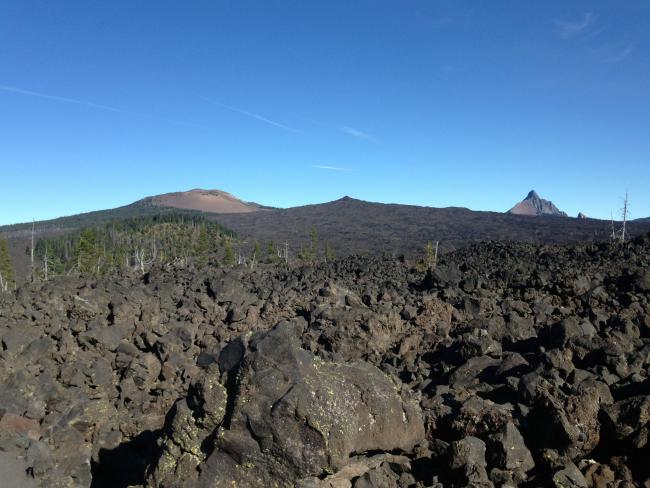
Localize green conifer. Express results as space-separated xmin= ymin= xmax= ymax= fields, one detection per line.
xmin=0 ymin=235 xmax=14 ymax=290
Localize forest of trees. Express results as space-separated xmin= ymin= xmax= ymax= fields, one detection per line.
xmin=31 ymin=214 xmax=238 ymax=279
xmin=0 ymin=216 xmax=341 ymax=288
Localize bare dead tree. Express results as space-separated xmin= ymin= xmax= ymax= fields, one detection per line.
xmin=610 ymin=212 xmax=616 ymax=241
xmin=620 ymin=192 xmax=629 ymax=242
xmin=30 ymin=219 xmax=35 ymax=280
xmin=44 ymin=245 xmax=48 ymax=281
xmin=135 ymin=249 xmax=145 ymax=274
xmin=284 ymin=241 xmax=289 ymax=264
xmin=134 ymin=248 xmax=153 ymax=274
xmin=0 ymin=270 xmax=7 ymax=292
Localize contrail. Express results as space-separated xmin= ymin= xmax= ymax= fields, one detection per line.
xmin=0 ymin=84 xmax=214 ymax=130
xmin=312 ymin=165 xmax=353 ymax=171
xmin=288 ymin=114 xmax=375 ymax=141
xmin=0 ymin=84 xmax=133 ymax=114
xmin=339 ymin=125 xmax=376 ymax=141
xmin=202 ymin=97 xmax=302 ymax=133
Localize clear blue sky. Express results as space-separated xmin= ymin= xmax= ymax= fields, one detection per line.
xmin=1 ymin=0 xmax=649 ymax=225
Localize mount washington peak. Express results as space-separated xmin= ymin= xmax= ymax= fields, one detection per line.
xmin=507 ymin=190 xmax=568 ymax=217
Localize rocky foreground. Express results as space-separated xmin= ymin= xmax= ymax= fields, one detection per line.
xmin=1 ymin=234 xmax=649 ymax=487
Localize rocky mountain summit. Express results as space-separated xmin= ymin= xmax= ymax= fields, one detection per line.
xmin=508 ymin=190 xmax=568 ymax=217
xmin=1 ymin=233 xmax=650 ymax=487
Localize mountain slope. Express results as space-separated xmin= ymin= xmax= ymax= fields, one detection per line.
xmin=216 ymin=196 xmax=650 ymax=257
xmin=508 ymin=190 xmax=568 ymax=217
xmin=3 ymin=193 xmax=650 ymax=281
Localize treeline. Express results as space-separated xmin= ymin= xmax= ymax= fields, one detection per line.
xmin=30 ymin=221 xmax=340 ymax=279
xmin=2 ymin=217 xmax=438 ymax=288
xmin=2 ymin=217 xmax=345 ymax=288
xmin=32 ymin=214 xmax=238 ymax=278
xmin=0 ymin=235 xmax=13 ymax=291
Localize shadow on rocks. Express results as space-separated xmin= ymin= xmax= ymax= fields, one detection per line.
xmin=90 ymin=429 xmax=163 ymax=488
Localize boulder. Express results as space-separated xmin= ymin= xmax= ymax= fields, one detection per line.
xmin=487 ymin=422 xmax=534 ymax=473
xmin=551 ymin=462 xmax=588 ymax=488
xmin=148 ymin=322 xmax=425 ymax=487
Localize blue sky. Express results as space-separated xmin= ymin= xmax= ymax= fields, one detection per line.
xmin=1 ymin=0 xmax=649 ymax=225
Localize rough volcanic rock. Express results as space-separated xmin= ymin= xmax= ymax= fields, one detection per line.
xmin=148 ymin=321 xmax=425 ymax=487
xmin=1 ymin=232 xmax=650 ymax=487
xmin=487 ymin=421 xmax=535 ymax=473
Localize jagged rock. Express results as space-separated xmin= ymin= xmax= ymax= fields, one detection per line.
xmin=581 ymin=461 xmax=616 ymax=488
xmin=297 ymin=454 xmax=410 ymax=488
xmin=123 ymin=352 xmax=161 ymax=391
xmin=448 ymin=396 xmax=512 ymax=439
xmin=148 ymin=322 xmax=425 ymax=487
xmin=449 ymin=436 xmax=492 ymax=487
xmin=352 ymin=462 xmax=400 ymax=488
xmin=552 ymin=462 xmax=588 ymax=488
xmin=487 ymin=422 xmax=534 ymax=473
xmin=602 ymin=395 xmax=650 ymax=441
xmin=450 ymin=436 xmax=487 ymax=470
xmin=543 ymin=317 xmax=597 ymax=348
xmin=449 ymin=356 xmax=500 ymax=388
xmin=0 ymin=413 xmax=40 ymax=441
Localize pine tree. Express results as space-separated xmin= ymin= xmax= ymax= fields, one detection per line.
xmin=266 ymin=241 xmax=278 ymax=264
xmin=425 ymin=241 xmax=434 ymax=266
xmin=0 ymin=235 xmax=14 ymax=291
xmin=309 ymin=225 xmax=319 ymax=261
xmin=223 ymin=239 xmax=235 ymax=266
xmin=298 ymin=244 xmax=308 ymax=262
xmin=421 ymin=241 xmax=438 ymax=270
xmin=252 ymin=241 xmax=261 ymax=263
xmin=74 ymin=228 xmax=99 ymax=274
xmin=194 ymin=225 xmax=210 ymax=267
xmin=324 ymin=241 xmax=336 ymax=262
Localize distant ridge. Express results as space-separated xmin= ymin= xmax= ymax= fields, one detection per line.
xmin=4 ymin=189 xmax=650 ymax=283
xmin=507 ymin=190 xmax=568 ymax=217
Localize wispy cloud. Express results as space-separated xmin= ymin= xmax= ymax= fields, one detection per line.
xmin=555 ymin=13 xmax=597 ymax=38
xmin=604 ymin=43 xmax=635 ymax=63
xmin=288 ymin=114 xmax=376 ymax=142
xmin=0 ymin=84 xmax=133 ymax=114
xmin=202 ymin=97 xmax=301 ymax=133
xmin=338 ymin=126 xmax=376 ymax=141
xmin=0 ymin=84 xmax=214 ymax=130
xmin=312 ymin=165 xmax=353 ymax=171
